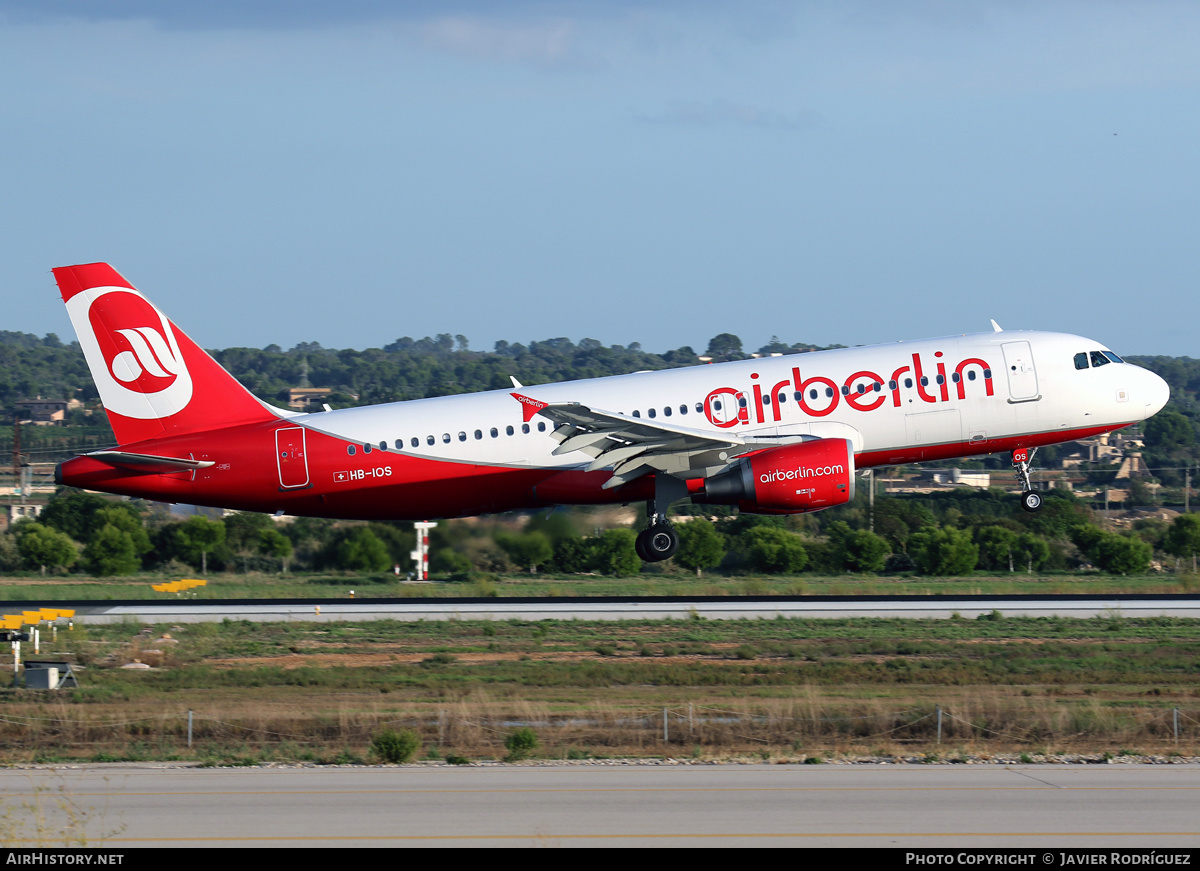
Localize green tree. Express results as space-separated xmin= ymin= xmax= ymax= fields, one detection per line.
xmin=83 ymin=524 xmax=140 ymax=576
xmin=826 ymin=522 xmax=889 ymax=573
xmin=704 ymin=333 xmax=744 ymax=362
xmin=258 ymin=527 xmax=293 ymax=572
xmin=591 ymin=529 xmax=641 ymax=577
xmin=496 ymin=530 xmax=554 ymax=574
xmin=14 ymin=522 xmax=77 ymax=574
xmin=94 ymin=505 xmax=151 ymax=564
xmin=1091 ymin=533 xmax=1152 ymax=575
xmin=1012 ymin=533 xmax=1051 ymax=573
xmin=1165 ymin=514 xmax=1200 ymax=562
xmin=324 ymin=526 xmax=391 ymax=572
xmin=175 ymin=515 xmax=227 ymax=574
xmin=1143 ymin=409 xmax=1195 ymax=449
xmin=675 ymin=519 xmax=726 ymax=576
xmin=908 ymin=527 xmax=978 ymax=576
xmin=738 ymin=526 xmax=808 ymax=574
xmin=38 ymin=491 xmax=111 ymax=541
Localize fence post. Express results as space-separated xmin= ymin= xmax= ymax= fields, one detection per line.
xmin=663 ymin=708 xmax=668 ymax=743
xmin=1175 ymin=708 xmax=1180 ymax=744
xmin=187 ymin=710 xmax=193 ymax=749
xmin=936 ymin=705 xmax=942 ymax=745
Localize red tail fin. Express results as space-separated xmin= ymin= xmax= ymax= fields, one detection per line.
xmin=53 ymin=262 xmax=280 ymax=445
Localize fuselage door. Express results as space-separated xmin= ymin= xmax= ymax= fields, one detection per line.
xmin=276 ymin=426 xmax=310 ymax=489
xmin=705 ymin=390 xmax=746 ymax=427
xmin=1001 ymin=341 xmax=1040 ymax=401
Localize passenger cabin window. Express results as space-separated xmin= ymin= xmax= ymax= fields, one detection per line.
xmin=363 ymin=444 xmax=372 ymax=454
xmin=442 ymin=433 xmax=451 ymax=444
xmin=490 ymin=428 xmax=498 ymax=438
xmin=458 ymin=432 xmax=467 ymax=442
xmin=426 ymin=435 xmax=435 ymax=446
xmin=411 ymin=437 xmax=419 ymax=448
xmin=347 ymin=445 xmax=356 ymax=456
xmin=522 ymin=423 xmax=530 ymax=434
xmin=538 ymin=422 xmax=546 ymax=432
xmin=648 ymin=408 xmax=656 ymax=418
xmin=474 ymin=430 xmax=482 ymax=440
xmin=664 ymin=406 xmax=672 ymax=417
xmin=1074 ymin=352 xmax=1089 ymax=370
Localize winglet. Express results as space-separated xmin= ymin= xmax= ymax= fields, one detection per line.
xmin=990 ymin=319 xmax=1003 ymax=333
xmin=510 ymin=376 xmax=523 ymax=388
xmin=510 ymin=392 xmax=548 ymax=422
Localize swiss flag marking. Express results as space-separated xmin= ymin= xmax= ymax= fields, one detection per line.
xmin=334 ymin=471 xmax=348 ymax=483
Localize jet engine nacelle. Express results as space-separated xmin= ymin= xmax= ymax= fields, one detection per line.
xmin=698 ymin=438 xmax=856 ymax=514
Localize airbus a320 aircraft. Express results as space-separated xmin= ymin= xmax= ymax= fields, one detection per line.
xmin=52 ymin=263 xmax=1170 ymax=562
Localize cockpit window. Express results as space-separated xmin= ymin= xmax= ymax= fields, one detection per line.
xmin=1103 ymin=351 xmax=1124 ymax=364
xmin=1090 ymin=351 xmax=1110 ymax=368
xmin=1074 ymin=352 xmax=1089 ymax=370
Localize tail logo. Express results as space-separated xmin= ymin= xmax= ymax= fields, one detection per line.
xmin=66 ymin=287 xmax=194 ymax=420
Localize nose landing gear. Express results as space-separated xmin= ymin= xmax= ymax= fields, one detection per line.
xmin=1013 ymin=447 xmax=1042 ymax=512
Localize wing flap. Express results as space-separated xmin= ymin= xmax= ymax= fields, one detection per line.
xmin=530 ymin=399 xmax=818 ymax=483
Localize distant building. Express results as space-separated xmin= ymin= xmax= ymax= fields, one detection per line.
xmin=15 ymin=398 xmax=68 ymax=426
xmin=287 ymin=387 xmax=333 ymax=410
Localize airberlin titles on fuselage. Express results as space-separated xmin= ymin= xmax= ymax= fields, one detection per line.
xmin=702 ymin=351 xmax=993 ymax=428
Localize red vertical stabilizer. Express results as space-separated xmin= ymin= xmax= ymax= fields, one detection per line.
xmin=53 ymin=262 xmax=281 ymax=446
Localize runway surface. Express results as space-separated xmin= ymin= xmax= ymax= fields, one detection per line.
xmin=1 ymin=763 xmax=1197 ymax=848
xmin=14 ymin=593 xmax=1200 ymax=623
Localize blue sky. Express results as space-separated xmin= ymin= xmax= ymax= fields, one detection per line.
xmin=3 ymin=1 xmax=1199 ymax=357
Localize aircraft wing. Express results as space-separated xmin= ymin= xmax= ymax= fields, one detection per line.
xmin=513 ymin=394 xmax=813 ymax=489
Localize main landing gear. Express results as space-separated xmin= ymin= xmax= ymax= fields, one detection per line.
xmin=635 ymin=477 xmax=686 ymax=562
xmin=636 ymin=522 xmax=678 ymax=562
xmin=1013 ymin=447 xmax=1042 ymax=512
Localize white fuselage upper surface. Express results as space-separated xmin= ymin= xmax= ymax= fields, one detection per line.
xmin=292 ymin=330 xmax=1170 ymax=471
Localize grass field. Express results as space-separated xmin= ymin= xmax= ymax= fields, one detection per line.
xmin=1 ymin=613 xmax=1197 ymax=765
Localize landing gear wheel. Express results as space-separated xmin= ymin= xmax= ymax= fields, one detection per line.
xmin=637 ymin=525 xmax=679 ymax=562
xmin=1020 ymin=490 xmax=1043 ymax=513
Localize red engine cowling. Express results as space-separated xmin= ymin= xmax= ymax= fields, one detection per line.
xmin=697 ymin=438 xmax=856 ymax=514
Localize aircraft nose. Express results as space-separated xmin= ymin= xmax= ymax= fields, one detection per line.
xmin=1142 ymin=369 xmax=1170 ymax=418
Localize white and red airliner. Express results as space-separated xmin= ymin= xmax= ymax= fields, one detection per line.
xmin=52 ymin=262 xmax=1170 ymax=561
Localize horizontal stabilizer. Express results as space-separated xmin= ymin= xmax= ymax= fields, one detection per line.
xmin=83 ymin=450 xmax=215 ymax=472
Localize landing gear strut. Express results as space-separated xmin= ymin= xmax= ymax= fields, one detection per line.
xmin=1013 ymin=447 xmax=1042 ymax=512
xmin=636 ymin=478 xmax=685 ymax=562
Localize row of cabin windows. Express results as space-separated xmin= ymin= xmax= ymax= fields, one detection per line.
xmin=346 ymin=421 xmax=548 ymax=455
xmin=631 ymin=403 xmax=703 ymax=419
xmin=1074 ymin=350 xmax=1124 ymax=370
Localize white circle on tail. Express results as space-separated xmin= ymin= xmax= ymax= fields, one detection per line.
xmin=65 ymin=286 xmax=194 ymax=420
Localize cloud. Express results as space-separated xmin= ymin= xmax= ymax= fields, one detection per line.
xmin=637 ymin=99 xmax=820 ymax=131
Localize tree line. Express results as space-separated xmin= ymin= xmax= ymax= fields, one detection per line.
xmin=6 ymin=486 xmax=1198 ymax=580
